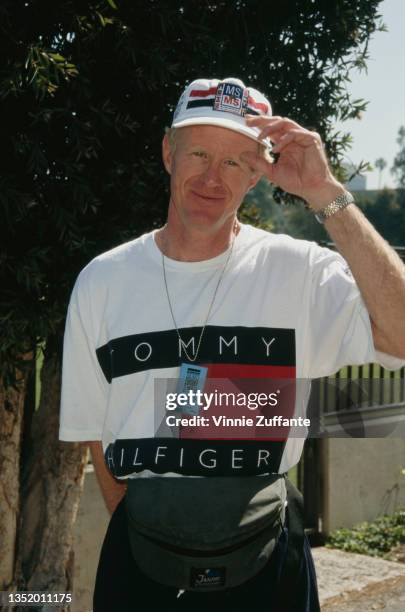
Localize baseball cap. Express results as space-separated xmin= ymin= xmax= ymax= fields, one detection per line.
xmin=172 ymin=77 xmax=272 ymax=148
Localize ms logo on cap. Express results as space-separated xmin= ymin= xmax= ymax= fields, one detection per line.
xmin=213 ymin=82 xmax=249 ymax=117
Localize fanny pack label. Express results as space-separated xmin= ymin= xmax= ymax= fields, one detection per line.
xmin=190 ymin=567 xmax=226 ymax=589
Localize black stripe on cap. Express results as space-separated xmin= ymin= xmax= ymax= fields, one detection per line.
xmin=186 ymin=99 xmax=215 ymax=109
xmin=246 ymin=107 xmax=260 ymax=116
xmin=186 ymin=100 xmax=261 ymax=117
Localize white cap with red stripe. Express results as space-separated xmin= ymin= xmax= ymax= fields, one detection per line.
xmin=172 ymin=78 xmax=272 ymax=148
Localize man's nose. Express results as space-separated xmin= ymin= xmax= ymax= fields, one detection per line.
xmin=200 ymin=162 xmax=222 ymax=186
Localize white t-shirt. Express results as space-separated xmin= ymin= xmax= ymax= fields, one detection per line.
xmin=59 ymin=224 xmax=404 ymax=477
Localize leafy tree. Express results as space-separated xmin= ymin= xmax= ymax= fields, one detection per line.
xmin=0 ymin=0 xmax=385 ymax=602
xmin=391 ymin=126 xmax=405 ymax=188
xmin=247 ymin=184 xmax=405 ymax=247
xmin=244 ymin=178 xmax=327 ymax=242
xmin=355 ymin=188 xmax=405 ymax=246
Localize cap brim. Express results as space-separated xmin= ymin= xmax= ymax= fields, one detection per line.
xmin=172 ymin=116 xmax=271 ymax=149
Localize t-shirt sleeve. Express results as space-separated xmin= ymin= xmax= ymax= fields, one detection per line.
xmin=59 ymin=274 xmax=108 ymax=442
xmin=304 ymin=245 xmax=405 ymax=379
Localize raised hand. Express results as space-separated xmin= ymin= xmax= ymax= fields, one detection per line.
xmin=241 ymin=115 xmax=344 ymax=209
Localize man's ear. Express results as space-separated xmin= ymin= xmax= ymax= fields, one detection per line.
xmin=162 ymin=134 xmax=172 ymax=175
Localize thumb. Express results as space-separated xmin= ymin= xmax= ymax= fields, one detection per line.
xmin=240 ymin=151 xmax=274 ymax=181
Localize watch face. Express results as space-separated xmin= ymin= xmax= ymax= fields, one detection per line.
xmin=314 ymin=212 xmax=324 ymax=225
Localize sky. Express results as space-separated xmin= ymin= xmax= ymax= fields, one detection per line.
xmin=336 ymin=0 xmax=405 ymax=189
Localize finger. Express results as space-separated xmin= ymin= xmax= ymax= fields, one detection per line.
xmin=248 ymin=118 xmax=304 ymax=143
xmin=272 ymin=130 xmax=299 ymax=153
xmin=246 ymin=115 xmax=300 ymax=130
xmin=257 ymin=122 xmax=315 ymax=142
xmin=240 ymin=151 xmax=274 ymax=180
xmin=272 ymin=129 xmax=321 ymax=153
xmin=246 ymin=114 xmax=288 ymax=124
xmin=258 ymin=127 xmax=285 ymax=143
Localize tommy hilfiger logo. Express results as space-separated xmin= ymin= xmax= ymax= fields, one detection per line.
xmin=96 ymin=326 xmax=295 ymax=381
xmin=190 ymin=567 xmax=226 ymax=588
xmin=105 ymin=438 xmax=286 ymax=477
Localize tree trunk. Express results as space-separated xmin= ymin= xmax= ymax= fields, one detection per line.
xmin=0 ymin=370 xmax=27 ymax=592
xmin=14 ymin=341 xmax=88 ymax=611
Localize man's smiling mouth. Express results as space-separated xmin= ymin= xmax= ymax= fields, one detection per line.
xmin=190 ymin=190 xmax=226 ymax=201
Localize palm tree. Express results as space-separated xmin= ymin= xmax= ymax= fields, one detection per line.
xmin=375 ymin=157 xmax=387 ymax=189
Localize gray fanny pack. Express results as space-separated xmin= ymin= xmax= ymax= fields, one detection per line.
xmin=125 ymin=474 xmax=286 ymax=591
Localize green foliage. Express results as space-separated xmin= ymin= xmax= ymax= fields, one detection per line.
xmin=355 ymin=188 xmax=405 ymax=246
xmin=247 ymin=181 xmax=405 ymax=247
xmin=0 ymin=0 xmax=385 ymax=382
xmin=238 ymin=198 xmax=274 ymax=233
xmin=245 ymin=179 xmax=327 ymax=242
xmin=326 ymin=509 xmax=405 ymax=559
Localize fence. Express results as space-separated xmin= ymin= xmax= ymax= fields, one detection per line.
xmin=298 ymin=244 xmax=405 ymax=535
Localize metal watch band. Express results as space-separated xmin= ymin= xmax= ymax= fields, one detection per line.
xmin=314 ymin=191 xmax=355 ymax=224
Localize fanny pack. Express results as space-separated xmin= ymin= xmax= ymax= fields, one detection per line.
xmin=125 ymin=474 xmax=287 ymax=591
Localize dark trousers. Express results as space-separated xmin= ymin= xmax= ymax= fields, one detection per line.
xmin=93 ymin=497 xmax=320 ymax=612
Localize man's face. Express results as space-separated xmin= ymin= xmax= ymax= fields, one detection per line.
xmin=162 ymin=125 xmax=261 ymax=234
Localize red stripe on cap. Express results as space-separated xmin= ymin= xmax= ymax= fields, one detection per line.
xmin=248 ymin=96 xmax=269 ymax=114
xmin=189 ymin=87 xmax=218 ymax=98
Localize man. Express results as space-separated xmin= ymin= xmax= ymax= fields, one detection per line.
xmin=59 ymin=77 xmax=405 ymax=611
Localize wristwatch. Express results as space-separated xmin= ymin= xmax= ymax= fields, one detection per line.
xmin=314 ymin=191 xmax=355 ymax=224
